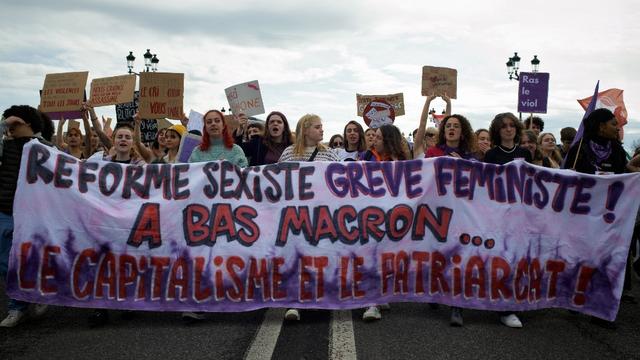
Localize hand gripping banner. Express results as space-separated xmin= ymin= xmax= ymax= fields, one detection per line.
xmin=7 ymin=140 xmax=640 ymax=320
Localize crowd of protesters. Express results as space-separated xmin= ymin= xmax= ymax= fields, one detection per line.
xmin=1 ymin=94 xmax=639 ymax=330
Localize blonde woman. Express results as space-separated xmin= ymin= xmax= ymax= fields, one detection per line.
xmin=279 ymin=114 xmax=338 ymax=321
xmin=279 ymin=114 xmax=340 ymax=162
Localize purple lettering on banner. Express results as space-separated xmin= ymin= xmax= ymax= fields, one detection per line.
xmin=7 ymin=143 xmax=640 ymax=322
xmin=517 ymin=72 xmax=550 ymax=114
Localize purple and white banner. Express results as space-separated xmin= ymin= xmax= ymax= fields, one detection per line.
xmin=518 ymin=72 xmax=550 ymax=114
xmin=7 ymin=141 xmax=640 ymax=320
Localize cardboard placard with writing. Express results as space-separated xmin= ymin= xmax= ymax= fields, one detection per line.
xmin=40 ymin=71 xmax=89 ymax=113
xmin=224 ymin=80 xmax=265 ymax=117
xmin=356 ymin=93 xmax=405 ymax=117
xmin=421 ymin=66 xmax=457 ymax=99
xmin=90 ymin=75 xmax=136 ymax=107
xmin=138 ymin=72 xmax=184 ymax=120
xmin=139 ymin=119 xmax=158 ymax=143
xmin=224 ymin=114 xmax=240 ymax=133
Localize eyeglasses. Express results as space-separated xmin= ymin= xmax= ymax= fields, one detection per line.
xmin=426 ymin=133 xmax=436 ymax=137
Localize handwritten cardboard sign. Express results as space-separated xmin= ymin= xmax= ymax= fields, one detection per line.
xmin=138 ymin=72 xmax=184 ymax=120
xmin=356 ymin=93 xmax=405 ymax=117
xmin=225 ymin=80 xmax=265 ymax=117
xmin=139 ymin=119 xmax=158 ymax=143
xmin=89 ymin=75 xmax=136 ymax=107
xmin=40 ymin=71 xmax=89 ymax=113
xmin=422 ymin=66 xmax=457 ymax=99
xmin=517 ymin=72 xmax=549 ymax=114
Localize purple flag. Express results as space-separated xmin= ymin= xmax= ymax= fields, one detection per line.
xmin=571 ymin=81 xmax=600 ymax=148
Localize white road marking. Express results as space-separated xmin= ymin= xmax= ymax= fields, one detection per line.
xmin=244 ymin=308 xmax=286 ymax=360
xmin=329 ymin=310 xmax=358 ymax=360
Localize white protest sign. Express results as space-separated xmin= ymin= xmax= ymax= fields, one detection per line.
xmin=187 ymin=109 xmax=204 ymax=132
xmin=224 ymin=80 xmax=265 ymax=117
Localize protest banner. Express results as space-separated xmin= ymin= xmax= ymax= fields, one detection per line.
xmin=157 ymin=118 xmax=173 ymax=131
xmin=178 ymin=133 xmax=202 ymax=162
xmin=138 ymin=72 xmax=184 ymax=120
xmin=89 ymin=75 xmax=136 ymax=107
xmin=422 ymin=66 xmax=457 ymax=99
xmin=8 ymin=141 xmax=640 ymax=321
xmin=40 ymin=71 xmax=89 ymax=115
xmin=225 ymin=80 xmax=265 ymax=117
xmin=578 ymin=88 xmax=628 ymax=127
xmin=356 ymin=93 xmax=404 ymax=128
xmin=517 ymin=72 xmax=550 ymax=113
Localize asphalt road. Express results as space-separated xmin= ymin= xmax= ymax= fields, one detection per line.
xmin=1 ymin=282 xmax=639 ymax=360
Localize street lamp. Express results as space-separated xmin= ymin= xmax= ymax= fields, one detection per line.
xmin=506 ymin=52 xmax=540 ymax=80
xmin=125 ymin=49 xmax=160 ymax=74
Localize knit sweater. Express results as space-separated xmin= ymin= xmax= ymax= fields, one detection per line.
xmin=188 ymin=139 xmax=248 ymax=167
xmin=279 ymin=145 xmax=340 ymax=162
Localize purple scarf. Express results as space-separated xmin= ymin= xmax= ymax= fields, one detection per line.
xmin=589 ymin=139 xmax=612 ymax=165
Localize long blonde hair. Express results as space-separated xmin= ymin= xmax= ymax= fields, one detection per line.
xmin=293 ymin=114 xmax=328 ymax=156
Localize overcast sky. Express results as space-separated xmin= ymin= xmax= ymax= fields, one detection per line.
xmin=1 ymin=0 xmax=638 ymax=149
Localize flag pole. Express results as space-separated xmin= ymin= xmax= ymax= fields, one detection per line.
xmin=571 ymin=137 xmax=584 ymax=170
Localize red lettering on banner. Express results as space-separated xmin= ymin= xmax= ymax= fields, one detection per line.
xmin=150 ymin=256 xmax=170 ymax=301
xmin=193 ymin=257 xmax=212 ymax=302
xmin=514 ymin=259 xmax=529 ymax=302
xmin=529 ymin=259 xmax=543 ymax=302
xmin=118 ymin=254 xmax=138 ymax=301
xmin=353 ymin=256 xmax=365 ymax=298
xmin=545 ymin=260 xmax=566 ymax=300
xmin=394 ymin=251 xmax=410 ymax=294
xmin=464 ymin=256 xmax=486 ymax=299
xmin=136 ymin=256 xmax=148 ymax=301
xmin=299 ymin=256 xmax=313 ymax=301
xmin=412 ymin=251 xmax=429 ymax=295
xmin=128 ymin=203 xmax=162 ymax=249
xmin=490 ymin=257 xmax=512 ymax=300
xmin=18 ymin=242 xmax=36 ymax=290
xmin=272 ymin=257 xmax=287 ymax=300
xmin=96 ymin=252 xmax=117 ymax=299
xmin=168 ymin=257 xmax=189 ymax=301
xmin=226 ymin=256 xmax=245 ymax=301
xmin=340 ymin=257 xmax=352 ymax=299
xmin=72 ymin=249 xmax=98 ymax=300
xmin=573 ymin=265 xmax=596 ymax=306
xmin=381 ymin=252 xmax=395 ymax=295
xmin=413 ymin=205 xmax=453 ymax=243
xmin=452 ymin=255 xmax=463 ymax=297
xmin=430 ymin=251 xmax=450 ymax=295
xmin=247 ymin=257 xmax=270 ymax=301
xmin=40 ymin=245 xmax=60 ymax=294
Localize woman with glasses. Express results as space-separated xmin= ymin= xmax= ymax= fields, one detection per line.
xmin=329 ymin=134 xmax=344 ymax=149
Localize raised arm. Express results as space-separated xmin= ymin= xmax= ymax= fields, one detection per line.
xmin=413 ymin=94 xmax=436 ymax=159
xmin=84 ymin=102 xmax=112 ymax=149
xmin=56 ymin=116 xmax=67 ymax=150
xmin=80 ymin=108 xmax=93 ymax=158
xmin=443 ymin=93 xmax=452 ymax=117
xmin=133 ymin=113 xmax=154 ymax=163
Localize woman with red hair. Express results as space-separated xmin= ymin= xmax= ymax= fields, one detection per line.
xmin=188 ymin=109 xmax=248 ymax=167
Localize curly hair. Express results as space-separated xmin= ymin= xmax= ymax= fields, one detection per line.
xmin=489 ymin=112 xmax=523 ymax=145
xmin=436 ymin=114 xmax=476 ymax=154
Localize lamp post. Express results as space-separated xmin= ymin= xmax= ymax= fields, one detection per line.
xmin=506 ymin=52 xmax=540 ymax=80
xmin=506 ymin=52 xmax=541 ymax=120
xmin=126 ymin=49 xmax=160 ymax=74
